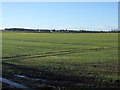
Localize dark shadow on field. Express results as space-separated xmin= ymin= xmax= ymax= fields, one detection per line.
xmin=2 ymin=62 xmax=120 ymax=89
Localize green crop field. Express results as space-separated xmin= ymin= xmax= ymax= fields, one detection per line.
xmin=2 ymin=31 xmax=119 ymax=88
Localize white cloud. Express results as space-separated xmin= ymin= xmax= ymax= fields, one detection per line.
xmin=1 ymin=25 xmax=117 ymax=31
xmin=55 ymin=25 xmax=118 ymax=31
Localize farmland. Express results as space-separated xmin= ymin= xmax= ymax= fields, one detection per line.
xmin=2 ymin=31 xmax=120 ymax=89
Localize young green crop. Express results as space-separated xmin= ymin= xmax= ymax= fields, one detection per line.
xmin=2 ymin=31 xmax=119 ymax=87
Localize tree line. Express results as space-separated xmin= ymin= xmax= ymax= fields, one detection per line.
xmin=3 ymin=28 xmax=120 ymax=33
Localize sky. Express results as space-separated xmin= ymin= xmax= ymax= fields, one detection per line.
xmin=2 ymin=2 xmax=118 ymax=31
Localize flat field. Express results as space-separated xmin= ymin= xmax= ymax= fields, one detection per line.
xmin=2 ymin=31 xmax=119 ymax=88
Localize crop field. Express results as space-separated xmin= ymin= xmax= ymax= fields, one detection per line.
xmin=2 ymin=31 xmax=120 ymax=88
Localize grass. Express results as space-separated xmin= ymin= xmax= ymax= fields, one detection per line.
xmin=2 ymin=31 xmax=119 ymax=88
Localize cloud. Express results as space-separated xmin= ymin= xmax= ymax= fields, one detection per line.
xmin=1 ymin=25 xmax=117 ymax=31
xmin=54 ymin=25 xmax=118 ymax=31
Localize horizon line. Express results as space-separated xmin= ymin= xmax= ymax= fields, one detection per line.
xmin=1 ymin=27 xmax=118 ymax=31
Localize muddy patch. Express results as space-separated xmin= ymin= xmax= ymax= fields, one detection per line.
xmin=14 ymin=74 xmax=48 ymax=83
